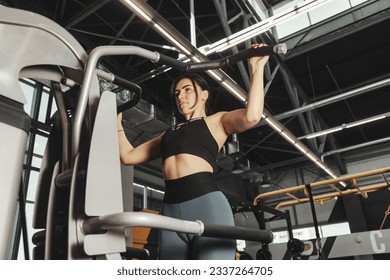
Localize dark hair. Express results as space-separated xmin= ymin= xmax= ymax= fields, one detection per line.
xmin=170 ymin=73 xmax=212 ymax=118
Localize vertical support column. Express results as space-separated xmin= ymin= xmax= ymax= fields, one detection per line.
xmin=122 ymin=164 xmax=134 ymax=247
xmin=305 ymin=184 xmax=325 ymax=260
xmin=253 ymin=199 xmax=272 ymax=259
xmin=342 ymin=193 xmax=374 ymax=260
xmin=343 ymin=195 xmax=369 ymax=233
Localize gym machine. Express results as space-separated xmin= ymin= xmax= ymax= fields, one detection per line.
xmin=249 ymin=167 xmax=390 ymax=259
xmin=0 ymin=6 xmax=288 ymax=260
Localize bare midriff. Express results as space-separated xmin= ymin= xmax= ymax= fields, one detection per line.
xmin=162 ymin=154 xmax=213 ymax=180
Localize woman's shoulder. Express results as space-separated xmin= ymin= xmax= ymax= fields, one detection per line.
xmin=204 ymin=112 xmax=230 ymax=143
xmin=207 ymin=111 xmax=229 ymax=121
xmin=204 ymin=111 xmax=229 ymax=131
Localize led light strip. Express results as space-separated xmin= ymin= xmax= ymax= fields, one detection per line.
xmin=204 ymin=0 xmax=330 ymax=54
xmin=302 ymin=112 xmax=389 ymax=140
xmin=263 ymin=114 xmax=345 ymax=186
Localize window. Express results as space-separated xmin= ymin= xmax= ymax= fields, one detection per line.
xmin=268 ymin=0 xmax=370 ymax=39
xmin=271 ymin=222 xmax=351 ymax=244
xmin=16 ymin=79 xmax=52 ymax=259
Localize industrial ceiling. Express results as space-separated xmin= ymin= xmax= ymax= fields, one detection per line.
xmin=5 ymin=0 xmax=390 ymax=196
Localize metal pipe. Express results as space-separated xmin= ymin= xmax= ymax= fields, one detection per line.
xmin=143 ymin=187 xmax=148 ymax=209
xmin=253 ymin=166 xmax=390 ymax=204
xmin=260 ymin=77 xmax=390 ymax=125
xmin=321 ymin=136 xmax=390 ymax=161
xmin=81 ymin=211 xmax=274 ymax=243
xmin=52 ymin=82 xmax=71 ymax=170
xmin=189 ymin=0 xmax=197 ymax=47
xmin=72 ymin=46 xmax=159 ymax=160
xmin=276 ymin=182 xmax=390 ymax=210
xmin=81 ymin=212 xmax=204 ymax=236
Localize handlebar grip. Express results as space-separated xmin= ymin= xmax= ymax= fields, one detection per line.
xmin=202 ymin=223 xmax=274 ymax=243
xmin=156 ymin=44 xmax=286 ymax=72
xmin=226 ymin=43 xmax=286 ymax=66
xmin=158 ymin=53 xmax=189 ymax=71
xmin=186 ymin=43 xmax=287 ymax=72
xmin=114 ymin=75 xmax=142 ymax=95
xmin=116 ymin=93 xmax=141 ymax=113
xmin=114 ymin=75 xmax=142 ymax=113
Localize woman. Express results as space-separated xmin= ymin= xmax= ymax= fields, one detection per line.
xmin=117 ymin=44 xmax=269 ymax=259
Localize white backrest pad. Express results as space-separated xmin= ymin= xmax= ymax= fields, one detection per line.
xmin=85 ymin=91 xmax=124 ymax=216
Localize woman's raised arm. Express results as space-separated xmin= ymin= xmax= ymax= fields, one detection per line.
xmin=221 ymin=44 xmax=269 ymax=135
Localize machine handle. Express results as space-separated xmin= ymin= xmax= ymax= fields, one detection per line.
xmin=113 ymin=75 xmax=142 ymax=113
xmin=157 ymin=43 xmax=287 ymax=72
xmin=94 ymin=69 xmax=142 ymax=113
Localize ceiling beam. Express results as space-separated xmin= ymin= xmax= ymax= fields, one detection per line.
xmin=212 ymin=0 xmax=250 ymax=88
xmin=260 ymin=76 xmax=390 ymax=125
xmin=64 ymin=0 xmax=112 ymax=29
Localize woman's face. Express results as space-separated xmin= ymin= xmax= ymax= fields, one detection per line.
xmin=174 ymin=78 xmax=206 ymax=116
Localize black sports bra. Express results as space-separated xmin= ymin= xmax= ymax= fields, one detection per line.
xmin=160 ymin=118 xmax=219 ymax=171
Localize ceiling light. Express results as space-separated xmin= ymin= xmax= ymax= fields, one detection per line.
xmin=207 ymin=70 xmax=222 ymax=81
xmin=301 ymin=112 xmax=390 ymax=140
xmin=204 ymin=0 xmax=329 ymax=54
xmin=305 ymin=152 xmax=319 ymax=163
xmin=222 ymin=81 xmax=246 ymax=101
xmin=261 ymin=173 xmax=272 ymax=188
xmin=263 ymin=116 xmax=282 ymax=133
xmin=153 ymin=23 xmax=191 ymax=56
xmin=294 ymin=142 xmax=308 ymax=154
xmin=305 ymin=127 xmax=343 ymax=139
xmin=122 ymin=0 xmax=152 ymax=22
xmin=346 ymin=115 xmax=386 ymax=128
xmin=280 ymin=131 xmax=292 ymax=142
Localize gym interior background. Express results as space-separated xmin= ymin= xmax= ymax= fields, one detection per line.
xmin=2 ymin=0 xmax=390 ymax=259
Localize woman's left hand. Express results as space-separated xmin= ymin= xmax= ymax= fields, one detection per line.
xmin=249 ymin=43 xmax=269 ymax=73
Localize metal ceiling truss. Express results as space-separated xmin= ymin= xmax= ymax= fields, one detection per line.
xmin=212 ymin=0 xmax=251 ymax=89
xmin=64 ymin=0 xmax=112 ymax=29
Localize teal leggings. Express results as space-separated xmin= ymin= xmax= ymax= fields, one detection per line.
xmin=158 ymin=191 xmax=236 ymax=260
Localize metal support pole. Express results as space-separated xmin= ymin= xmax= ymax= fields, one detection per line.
xmin=305 ymin=184 xmax=325 ymax=260
xmin=189 ymin=0 xmax=197 ymax=47
xmin=18 ymin=180 xmax=30 ymax=260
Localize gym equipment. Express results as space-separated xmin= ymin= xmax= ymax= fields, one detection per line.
xmin=247 ymin=228 xmax=390 ymax=260
xmin=252 ymin=167 xmax=390 ymax=260
xmin=0 ymin=6 xmax=282 ymax=260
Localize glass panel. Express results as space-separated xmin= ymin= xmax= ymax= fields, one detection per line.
xmin=27 ymin=170 xmax=39 ymax=202
xmin=273 ymin=0 xmax=302 ymax=13
xmin=50 ymin=99 xmax=58 ymax=119
xmin=17 ymin=202 xmax=38 ymax=260
xmin=19 ymin=81 xmax=35 ymax=117
xmin=276 ymin=14 xmax=310 ymax=39
xmin=38 ymin=92 xmax=49 ymax=123
xmin=31 ymin=155 xmax=43 ymax=169
xmin=247 ymin=0 xmax=268 ymax=20
xmin=273 ymin=0 xmax=310 ymax=39
xmin=321 ymin=222 xmax=350 ymax=237
xmin=351 ymin=0 xmax=369 ymax=6
xmin=309 ymin=0 xmax=350 ymax=25
xmin=272 ymin=0 xmax=367 ymax=39
xmin=17 ymin=233 xmax=25 ymax=260
xmin=271 ymin=222 xmax=351 ymax=244
xmin=34 ymin=134 xmax=48 ymax=156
